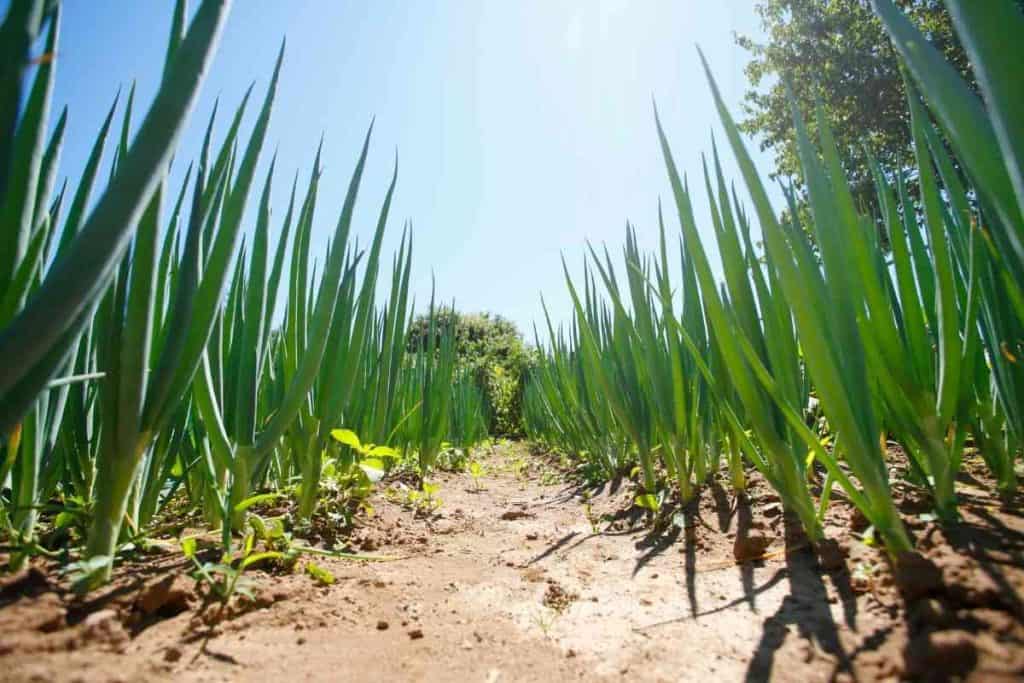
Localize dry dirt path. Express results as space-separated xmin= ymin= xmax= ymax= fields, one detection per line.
xmin=11 ymin=440 xmax=998 ymax=682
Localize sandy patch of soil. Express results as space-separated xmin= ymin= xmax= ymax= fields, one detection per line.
xmin=1 ymin=442 xmax=1022 ymax=682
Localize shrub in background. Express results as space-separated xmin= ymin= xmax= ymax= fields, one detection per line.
xmin=407 ymin=308 xmax=535 ymax=436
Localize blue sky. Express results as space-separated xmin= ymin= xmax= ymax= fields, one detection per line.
xmin=39 ymin=0 xmax=782 ymax=342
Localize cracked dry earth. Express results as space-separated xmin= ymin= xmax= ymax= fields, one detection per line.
xmin=3 ymin=440 xmax=1024 ymax=682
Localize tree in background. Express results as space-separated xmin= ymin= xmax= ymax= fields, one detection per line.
xmin=735 ymin=0 xmax=1023 ymax=214
xmin=407 ymin=309 xmax=535 ymax=436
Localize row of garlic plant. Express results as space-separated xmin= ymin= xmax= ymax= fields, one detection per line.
xmin=0 ymin=0 xmax=488 ymax=584
xmin=526 ymin=0 xmax=1023 ymax=557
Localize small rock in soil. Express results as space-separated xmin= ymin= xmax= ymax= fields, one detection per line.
xmin=135 ymin=575 xmax=193 ymax=616
xmin=905 ymin=629 xmax=977 ymax=678
xmin=251 ymin=587 xmax=277 ymax=609
xmin=408 ymin=628 xmax=424 ymax=640
xmin=815 ymin=539 xmax=847 ymax=571
xmin=733 ymin=533 xmax=773 ymax=562
xmin=376 ymin=620 xmax=389 ymax=630
xmin=894 ymin=551 xmax=943 ymax=602
xmin=849 ymin=507 xmax=870 ymax=532
xmin=163 ymin=646 xmax=183 ymax=663
xmin=501 ymin=510 xmax=534 ymax=521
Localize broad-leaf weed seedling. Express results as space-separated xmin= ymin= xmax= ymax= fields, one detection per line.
xmin=181 ymin=533 xmax=284 ymax=609
xmin=468 ymin=461 xmax=486 ymax=491
xmin=389 ymin=481 xmax=444 ymax=517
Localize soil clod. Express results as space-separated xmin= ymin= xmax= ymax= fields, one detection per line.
xmin=733 ymin=533 xmax=773 ymax=562
xmin=894 ymin=551 xmax=944 ymax=602
xmin=135 ymin=575 xmax=193 ymax=617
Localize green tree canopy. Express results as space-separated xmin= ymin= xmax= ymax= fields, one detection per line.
xmin=736 ymin=0 xmax=1023 ymax=213
xmin=407 ymin=308 xmax=535 ymax=436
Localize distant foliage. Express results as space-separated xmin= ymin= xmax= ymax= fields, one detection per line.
xmin=407 ymin=309 xmax=535 ymax=436
xmin=735 ymin=0 xmax=1022 ymax=214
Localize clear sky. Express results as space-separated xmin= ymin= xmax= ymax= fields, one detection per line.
xmin=36 ymin=0 xmax=783 ymax=342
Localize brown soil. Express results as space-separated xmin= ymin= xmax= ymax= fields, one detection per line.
xmin=1 ymin=441 xmax=1022 ymax=682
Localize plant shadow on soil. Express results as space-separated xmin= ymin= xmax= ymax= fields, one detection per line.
xmin=1 ymin=441 xmax=1023 ymax=682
